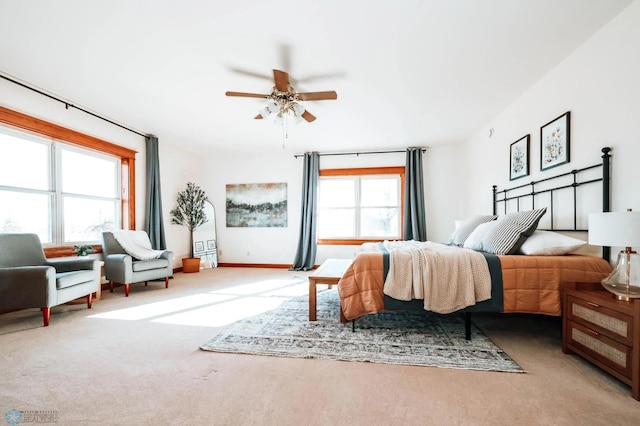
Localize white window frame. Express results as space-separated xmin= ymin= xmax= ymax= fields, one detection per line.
xmin=318 ymin=166 xmax=405 ymax=245
xmin=0 ymin=125 xmax=122 ymax=246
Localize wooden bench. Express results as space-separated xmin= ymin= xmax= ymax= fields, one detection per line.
xmin=308 ymin=258 xmax=352 ymax=321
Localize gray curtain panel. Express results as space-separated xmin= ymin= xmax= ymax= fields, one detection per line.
xmin=403 ymin=147 xmax=427 ymax=241
xmin=290 ymin=152 xmax=320 ymax=271
xmin=144 ymin=135 xmax=167 ymax=250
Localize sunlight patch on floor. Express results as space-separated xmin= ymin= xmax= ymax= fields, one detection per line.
xmin=211 ymin=278 xmax=307 ymax=296
xmin=152 ymin=295 xmax=289 ymax=327
xmin=88 ymin=294 xmax=235 ymax=321
xmin=87 ymin=277 xmax=309 ymax=326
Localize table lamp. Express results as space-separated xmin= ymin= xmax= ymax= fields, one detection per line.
xmin=588 ymin=209 xmax=640 ymax=301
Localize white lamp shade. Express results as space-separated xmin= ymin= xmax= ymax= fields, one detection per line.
xmin=588 ymin=211 xmax=640 ymax=247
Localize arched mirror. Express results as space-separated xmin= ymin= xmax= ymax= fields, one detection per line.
xmin=192 ymin=200 xmax=218 ymax=268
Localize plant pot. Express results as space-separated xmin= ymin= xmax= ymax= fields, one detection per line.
xmin=182 ymin=258 xmax=201 ymax=273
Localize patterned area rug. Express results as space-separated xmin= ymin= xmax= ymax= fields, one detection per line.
xmin=200 ymin=289 xmax=524 ymax=372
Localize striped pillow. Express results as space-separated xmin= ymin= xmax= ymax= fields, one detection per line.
xmin=478 ymin=208 xmax=547 ymax=255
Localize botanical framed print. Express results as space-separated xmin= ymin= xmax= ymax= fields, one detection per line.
xmin=207 ymin=239 xmax=215 ymax=250
xmin=194 ymin=241 xmax=205 ymax=253
xmin=510 ymin=135 xmax=530 ymax=180
xmin=540 ymin=111 xmax=570 ymax=171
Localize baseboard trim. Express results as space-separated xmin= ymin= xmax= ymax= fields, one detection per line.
xmin=217 ymin=263 xmax=292 ymax=269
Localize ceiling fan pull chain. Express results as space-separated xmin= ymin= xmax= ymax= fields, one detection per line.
xmin=282 ymin=115 xmax=288 ymax=148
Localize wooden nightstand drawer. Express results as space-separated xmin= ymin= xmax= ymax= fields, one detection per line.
xmin=567 ymin=320 xmax=632 ymax=377
xmin=567 ymin=294 xmax=633 ymax=346
xmin=563 ymin=285 xmax=640 ymax=400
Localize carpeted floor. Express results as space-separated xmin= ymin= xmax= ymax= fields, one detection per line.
xmin=201 ymin=286 xmax=523 ymax=372
xmin=2 ymin=267 xmax=640 ymax=425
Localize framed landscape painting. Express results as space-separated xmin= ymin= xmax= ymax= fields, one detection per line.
xmin=509 ymin=134 xmax=529 ymax=180
xmin=226 ymin=182 xmax=287 ymax=227
xmin=540 ymin=111 xmax=570 ymax=171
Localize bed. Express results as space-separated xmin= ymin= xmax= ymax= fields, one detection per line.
xmin=337 ymin=147 xmax=614 ymax=338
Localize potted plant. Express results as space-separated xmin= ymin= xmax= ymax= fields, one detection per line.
xmin=170 ymin=182 xmax=208 ymax=273
xmin=73 ymin=244 xmax=96 ymax=256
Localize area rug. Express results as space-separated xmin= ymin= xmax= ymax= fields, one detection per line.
xmin=200 ymin=289 xmax=524 ymax=372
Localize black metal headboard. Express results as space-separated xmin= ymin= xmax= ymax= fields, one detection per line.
xmin=492 ymin=147 xmax=611 ymax=260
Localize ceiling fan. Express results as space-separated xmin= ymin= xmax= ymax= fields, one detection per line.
xmin=225 ymin=69 xmax=337 ymax=123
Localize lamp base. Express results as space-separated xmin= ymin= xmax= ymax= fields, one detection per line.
xmin=600 ymin=251 xmax=640 ymax=302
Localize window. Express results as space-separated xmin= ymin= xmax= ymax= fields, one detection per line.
xmin=0 ymin=106 xmax=137 ymax=255
xmin=0 ymin=126 xmax=120 ymax=244
xmin=318 ymin=167 xmax=404 ymax=244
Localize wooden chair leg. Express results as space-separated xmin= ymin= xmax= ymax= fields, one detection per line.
xmin=110 ymin=280 xmax=114 ymax=293
xmin=165 ymin=277 xmax=169 ymax=288
xmin=124 ymin=284 xmax=130 ymax=297
xmin=87 ymin=293 xmax=93 ymax=309
xmin=42 ymin=307 xmax=50 ymax=327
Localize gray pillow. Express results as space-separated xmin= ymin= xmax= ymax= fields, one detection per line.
xmin=479 ymin=208 xmax=547 ymax=255
xmin=448 ymin=215 xmax=497 ymax=246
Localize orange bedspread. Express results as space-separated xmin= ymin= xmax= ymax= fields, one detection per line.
xmin=338 ymin=253 xmax=612 ymax=321
xmin=498 ymin=254 xmax=611 ymax=315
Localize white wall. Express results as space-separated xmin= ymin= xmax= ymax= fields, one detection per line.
xmin=199 ymin=144 xmax=462 ymax=265
xmin=15 ymin=0 xmax=639 ymax=267
xmin=0 ymin=74 xmax=465 ymax=267
xmin=463 ymin=0 xmax=640 ymax=218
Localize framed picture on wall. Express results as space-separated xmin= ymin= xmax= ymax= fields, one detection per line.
xmin=509 ymin=134 xmax=530 ymax=181
xmin=540 ymin=111 xmax=570 ymax=171
xmin=194 ymin=241 xmax=205 ymax=253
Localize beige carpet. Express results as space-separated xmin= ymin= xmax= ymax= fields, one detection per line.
xmin=1 ymin=267 xmax=639 ymax=425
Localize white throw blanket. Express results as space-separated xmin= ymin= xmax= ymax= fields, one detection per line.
xmin=112 ymin=230 xmax=165 ymax=260
xmin=383 ymin=241 xmax=491 ymax=314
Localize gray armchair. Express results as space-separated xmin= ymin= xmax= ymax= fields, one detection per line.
xmin=0 ymin=233 xmax=99 ymax=326
xmin=101 ymin=231 xmax=173 ymax=297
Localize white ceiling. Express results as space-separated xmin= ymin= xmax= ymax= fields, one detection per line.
xmin=0 ymin=0 xmax=633 ymax=153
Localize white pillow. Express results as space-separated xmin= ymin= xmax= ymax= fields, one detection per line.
xmin=519 ymin=230 xmax=586 ymax=255
xmin=448 ymin=215 xmax=497 ymax=246
xmin=463 ymin=221 xmax=497 ymax=251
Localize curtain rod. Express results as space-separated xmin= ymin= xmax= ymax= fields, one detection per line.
xmin=293 ymin=148 xmax=425 ymax=158
xmin=0 ymin=73 xmax=147 ymax=138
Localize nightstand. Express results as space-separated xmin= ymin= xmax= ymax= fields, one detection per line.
xmin=563 ymin=283 xmax=640 ymax=400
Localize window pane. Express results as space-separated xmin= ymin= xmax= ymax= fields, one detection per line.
xmin=0 ymin=130 xmax=49 ymax=190
xmin=61 ymin=147 xmax=117 ymax=197
xmin=318 ymin=208 xmax=356 ymax=238
xmin=319 ymin=179 xmax=355 ymax=207
xmin=0 ymin=190 xmax=51 ymax=243
xmin=63 ymin=197 xmax=116 ymax=242
xmin=361 ymin=177 xmax=399 ymax=207
xmin=361 ymin=207 xmax=399 ymax=237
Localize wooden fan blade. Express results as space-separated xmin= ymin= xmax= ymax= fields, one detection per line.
xmin=297 ymin=91 xmax=338 ymax=101
xmin=301 ymin=110 xmax=316 ymax=122
xmin=225 ymin=91 xmax=269 ymax=99
xmin=254 ymin=114 xmax=263 ymax=119
xmin=228 ymin=67 xmax=272 ymax=81
xmin=273 ymin=69 xmax=290 ymax=92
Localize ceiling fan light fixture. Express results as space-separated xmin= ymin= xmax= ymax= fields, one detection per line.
xmin=259 ymin=106 xmax=272 ymax=117
xmin=292 ymin=102 xmax=305 ymax=117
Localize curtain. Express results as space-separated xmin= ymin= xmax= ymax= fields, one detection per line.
xmin=403 ymin=147 xmax=427 ymax=241
xmin=290 ymin=152 xmax=320 ymax=271
xmin=144 ymin=135 xmax=167 ymax=249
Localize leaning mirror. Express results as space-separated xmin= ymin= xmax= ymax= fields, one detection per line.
xmin=192 ymin=200 xmax=218 ymax=268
